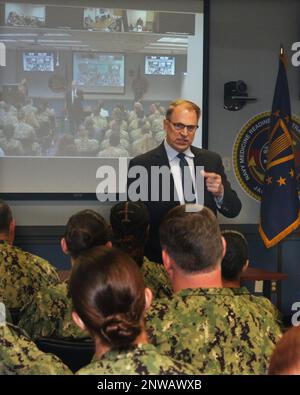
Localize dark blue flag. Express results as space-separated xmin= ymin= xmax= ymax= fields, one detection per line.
xmin=259 ymin=50 xmax=300 ymax=247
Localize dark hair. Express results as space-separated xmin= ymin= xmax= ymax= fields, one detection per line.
xmin=221 ymin=230 xmax=248 ymax=281
xmin=159 ymin=205 xmax=223 ymax=273
xmin=165 ymin=99 xmax=201 ymax=122
xmin=109 ymin=133 xmax=120 ymax=147
xmin=0 ymin=200 xmax=13 ymax=235
xmin=269 ymin=326 xmax=300 ymax=374
xmin=64 ymin=210 xmax=111 ymax=258
xmin=3 ymin=124 xmax=15 ymax=139
xmin=110 ymin=202 xmax=149 ymax=267
xmin=69 ymin=246 xmax=146 ymax=349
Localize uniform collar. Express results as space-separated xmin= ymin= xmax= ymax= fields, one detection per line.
xmin=94 ymin=343 xmax=156 ymax=362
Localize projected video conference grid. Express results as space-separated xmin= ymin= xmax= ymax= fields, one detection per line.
xmin=0 ymin=2 xmax=199 ymax=159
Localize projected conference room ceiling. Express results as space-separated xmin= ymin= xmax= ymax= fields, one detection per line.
xmin=0 ymin=27 xmax=188 ymax=55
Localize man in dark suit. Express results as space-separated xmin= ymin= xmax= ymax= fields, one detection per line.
xmin=127 ymin=99 xmax=241 ymax=262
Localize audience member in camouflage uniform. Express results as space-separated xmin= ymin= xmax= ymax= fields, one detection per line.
xmin=74 ymin=125 xmax=99 ymax=156
xmin=110 ymin=201 xmax=172 ymax=299
xmin=0 ymin=323 xmax=71 ymax=374
xmin=71 ymin=246 xmax=196 ymax=375
xmin=0 ymin=124 xmax=25 ymax=156
xmin=0 ymin=200 xmax=59 ymax=310
xmin=98 ymin=133 xmax=129 ymax=158
xmin=131 ymin=122 xmax=155 ymax=156
xmin=221 ymin=229 xmax=282 ymax=322
xmin=146 ymin=205 xmax=282 ymax=374
xmin=77 ymin=343 xmax=197 ymax=375
xmin=19 ymin=210 xmax=112 ymax=339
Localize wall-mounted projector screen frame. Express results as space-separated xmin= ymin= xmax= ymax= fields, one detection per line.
xmin=0 ymin=0 xmax=209 ymax=201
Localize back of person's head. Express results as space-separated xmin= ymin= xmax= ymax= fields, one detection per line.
xmin=0 ymin=200 xmax=13 ymax=236
xmin=39 ymin=99 xmax=48 ymax=111
xmin=109 ymin=132 xmax=120 ymax=147
xmin=142 ymin=122 xmax=151 ymax=135
xmin=112 ymin=107 xmax=122 ymax=121
xmin=269 ymin=326 xmax=300 ymax=374
xmin=111 ymin=121 xmax=121 ymax=133
xmin=25 ymin=98 xmax=32 ymax=106
xmin=110 ymin=202 xmax=150 ymax=266
xmin=69 ymin=246 xmax=146 ymax=349
xmin=3 ymin=124 xmax=15 ymax=140
xmin=17 ymin=109 xmax=25 ymax=121
xmin=97 ymin=99 xmax=104 ymax=110
xmin=160 ymin=205 xmax=223 ymax=273
xmin=221 ymin=230 xmax=248 ymax=281
xmin=64 ymin=210 xmax=111 ymax=258
xmin=38 ymin=121 xmax=51 ymax=139
xmin=78 ymin=125 xmax=87 ymax=138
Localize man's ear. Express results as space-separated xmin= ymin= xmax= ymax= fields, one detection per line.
xmin=221 ymin=236 xmax=227 ymax=259
xmin=163 ymin=118 xmax=170 ymax=132
xmin=242 ymin=259 xmax=249 ymax=273
xmin=105 ymin=241 xmax=112 ymax=248
xmin=8 ymin=219 xmax=16 ymax=245
xmin=162 ymin=249 xmax=172 ymax=274
xmin=72 ymin=311 xmax=86 ymax=331
xmin=61 ymin=238 xmax=68 ymax=255
xmin=144 ymin=287 xmax=153 ymax=311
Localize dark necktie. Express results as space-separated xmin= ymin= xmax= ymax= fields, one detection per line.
xmin=177 ymin=152 xmax=196 ymax=203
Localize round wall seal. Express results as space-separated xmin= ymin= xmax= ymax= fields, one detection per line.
xmin=233 ymin=112 xmax=300 ymax=201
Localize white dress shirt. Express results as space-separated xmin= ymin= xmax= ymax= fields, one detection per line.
xmin=164 ymin=139 xmax=223 ymax=207
xmin=164 ymin=140 xmax=198 ymax=205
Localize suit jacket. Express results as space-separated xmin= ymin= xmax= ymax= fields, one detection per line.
xmin=128 ymin=142 xmax=241 ymax=262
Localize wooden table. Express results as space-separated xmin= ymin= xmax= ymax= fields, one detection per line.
xmin=241 ymin=267 xmax=288 ymax=304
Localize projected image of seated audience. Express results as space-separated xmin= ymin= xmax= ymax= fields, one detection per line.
xmin=0 ymin=2 xmax=203 ymax=160
xmin=5 ymin=3 xmax=46 ymax=27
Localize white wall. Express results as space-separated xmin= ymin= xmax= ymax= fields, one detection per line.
xmin=127 ymin=10 xmax=148 ymax=26
xmin=181 ymin=13 xmax=204 ymax=147
xmin=209 ymin=0 xmax=300 ymax=224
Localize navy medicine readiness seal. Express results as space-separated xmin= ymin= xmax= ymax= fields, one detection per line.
xmin=233 ymin=112 xmax=300 ymax=201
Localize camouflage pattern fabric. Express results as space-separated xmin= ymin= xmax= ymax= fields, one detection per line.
xmin=0 ymin=137 xmax=24 ymax=156
xmin=146 ymin=287 xmax=282 ymax=374
xmin=19 ymin=282 xmax=88 ymax=340
xmin=105 ymin=128 xmax=130 ymax=141
xmin=98 ymin=146 xmax=129 ymax=158
xmin=142 ymin=257 xmax=172 ymax=299
xmin=74 ymin=137 xmax=99 ymax=154
xmin=76 ymin=343 xmax=197 ymax=375
xmin=0 ymin=241 xmax=60 ymax=309
xmin=231 ymin=287 xmax=283 ymax=326
xmin=18 ymin=256 xmax=171 ymax=338
xmin=100 ymin=137 xmax=130 ymax=151
xmin=0 ymin=323 xmax=72 ymax=374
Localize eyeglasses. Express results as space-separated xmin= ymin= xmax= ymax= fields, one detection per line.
xmin=167 ymin=120 xmax=198 ymax=133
